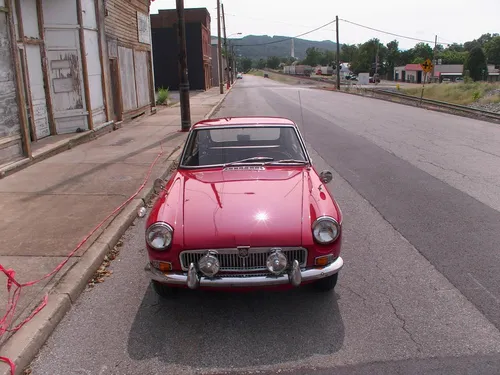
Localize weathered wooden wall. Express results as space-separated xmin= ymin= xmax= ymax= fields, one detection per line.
xmin=0 ymin=5 xmax=23 ymax=164
xmin=104 ymin=0 xmax=153 ymax=119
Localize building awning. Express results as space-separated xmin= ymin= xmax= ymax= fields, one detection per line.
xmin=441 ymin=72 xmax=462 ymax=76
xmin=489 ymin=72 xmax=500 ymax=75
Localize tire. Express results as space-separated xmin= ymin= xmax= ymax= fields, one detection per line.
xmin=151 ymin=280 xmax=178 ymax=298
xmin=313 ymin=273 xmax=339 ymax=292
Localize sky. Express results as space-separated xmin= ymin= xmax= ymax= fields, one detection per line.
xmin=150 ymin=0 xmax=499 ymax=50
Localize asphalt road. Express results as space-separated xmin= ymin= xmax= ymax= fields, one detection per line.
xmin=30 ymin=75 xmax=500 ymax=374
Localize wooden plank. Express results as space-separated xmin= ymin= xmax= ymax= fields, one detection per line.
xmin=132 ymin=46 xmax=139 ymax=109
xmin=7 ymin=0 xmax=31 ymax=156
xmin=13 ymin=0 xmax=22 ymax=41
xmin=94 ymin=0 xmax=108 ymax=122
xmin=36 ymin=0 xmax=56 ymax=135
xmin=14 ymin=0 xmax=38 ymax=142
xmin=23 ymin=37 xmax=42 ymax=45
xmin=20 ymin=48 xmax=37 ymax=141
xmin=76 ymin=0 xmax=93 ymax=130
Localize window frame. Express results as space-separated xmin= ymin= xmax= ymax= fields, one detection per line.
xmin=178 ymin=124 xmax=312 ymax=169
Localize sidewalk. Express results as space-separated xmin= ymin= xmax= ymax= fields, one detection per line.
xmin=0 ymin=85 xmax=231 ymax=374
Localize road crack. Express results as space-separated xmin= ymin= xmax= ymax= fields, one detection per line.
xmin=388 ymin=298 xmax=423 ymax=353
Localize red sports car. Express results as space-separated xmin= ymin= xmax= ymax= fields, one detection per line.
xmin=144 ymin=116 xmax=344 ymax=297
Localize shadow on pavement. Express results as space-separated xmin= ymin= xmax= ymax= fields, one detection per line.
xmin=127 ymin=284 xmax=345 ymax=368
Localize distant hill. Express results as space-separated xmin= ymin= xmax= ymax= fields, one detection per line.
xmin=213 ymin=35 xmax=338 ymax=60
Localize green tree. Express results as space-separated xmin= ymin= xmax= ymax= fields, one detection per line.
xmin=302 ymin=47 xmax=323 ymax=66
xmin=349 ymin=39 xmax=387 ymax=75
xmin=319 ymin=50 xmax=336 ymax=66
xmin=485 ymin=36 xmax=500 ymax=64
xmin=266 ymin=56 xmax=281 ymax=69
xmin=411 ymin=43 xmax=433 ymax=62
xmin=339 ymin=44 xmax=358 ymax=62
xmin=464 ymin=46 xmax=488 ymax=81
xmin=399 ymin=49 xmax=415 ymax=65
xmin=448 ymin=43 xmax=465 ymax=52
xmin=256 ymin=58 xmax=266 ymax=69
xmin=436 ymin=50 xmax=467 ymax=64
xmin=385 ymin=40 xmax=401 ymax=79
xmin=240 ymin=57 xmax=253 ymax=72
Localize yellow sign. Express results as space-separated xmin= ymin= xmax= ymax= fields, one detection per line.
xmin=420 ymin=59 xmax=433 ymax=73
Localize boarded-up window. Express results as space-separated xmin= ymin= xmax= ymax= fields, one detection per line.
xmin=118 ymin=46 xmax=137 ymax=111
xmin=134 ymin=50 xmax=150 ymax=108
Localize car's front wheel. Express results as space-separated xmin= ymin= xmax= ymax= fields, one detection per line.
xmin=313 ymin=273 xmax=338 ymax=292
xmin=151 ymin=280 xmax=178 ymax=298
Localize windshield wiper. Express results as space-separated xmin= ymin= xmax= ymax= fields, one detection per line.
xmin=264 ymin=159 xmax=309 ymax=165
xmin=223 ymin=156 xmax=274 ymax=167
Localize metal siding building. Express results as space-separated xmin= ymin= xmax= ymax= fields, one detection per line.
xmin=0 ymin=0 xmax=155 ymax=168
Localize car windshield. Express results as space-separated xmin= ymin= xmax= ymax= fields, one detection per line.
xmin=180 ymin=125 xmax=308 ymax=167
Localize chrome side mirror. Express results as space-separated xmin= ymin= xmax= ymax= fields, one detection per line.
xmin=153 ymin=178 xmax=166 ymax=194
xmin=319 ymin=170 xmax=333 ymax=184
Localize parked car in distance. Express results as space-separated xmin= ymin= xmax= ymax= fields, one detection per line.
xmin=442 ymin=78 xmax=451 ymax=83
xmin=264 ymin=73 xmax=269 ymax=78
xmin=145 ymin=116 xmax=344 ymax=297
xmin=237 ymin=73 xmax=243 ymax=79
xmin=455 ymin=77 xmax=464 ymax=83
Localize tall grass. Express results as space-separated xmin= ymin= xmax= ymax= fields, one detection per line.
xmin=403 ymin=82 xmax=500 ymax=105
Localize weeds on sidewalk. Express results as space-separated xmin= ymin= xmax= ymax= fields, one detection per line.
xmin=156 ymin=87 xmax=170 ymax=105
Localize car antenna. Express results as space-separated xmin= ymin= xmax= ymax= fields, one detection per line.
xmin=297 ymin=90 xmax=309 ymax=165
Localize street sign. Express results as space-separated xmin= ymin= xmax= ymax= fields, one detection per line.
xmin=420 ymin=59 xmax=433 ymax=73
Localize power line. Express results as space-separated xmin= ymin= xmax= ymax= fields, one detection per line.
xmin=339 ymin=18 xmax=454 ymax=46
xmin=232 ymin=19 xmax=336 ymax=47
xmin=223 ymin=12 xmax=336 ymax=33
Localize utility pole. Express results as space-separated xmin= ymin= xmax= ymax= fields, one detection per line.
xmin=221 ymin=3 xmax=230 ymax=89
xmin=431 ymin=35 xmax=437 ymax=82
xmin=217 ymin=0 xmax=223 ymax=94
xmin=335 ymin=15 xmax=340 ymax=90
xmin=176 ymin=0 xmax=191 ymax=131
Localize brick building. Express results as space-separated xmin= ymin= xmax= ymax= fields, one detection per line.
xmin=150 ymin=8 xmax=212 ymax=91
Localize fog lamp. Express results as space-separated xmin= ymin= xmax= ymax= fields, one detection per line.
xmin=266 ymin=249 xmax=288 ymax=275
xmin=198 ymin=251 xmax=220 ymax=277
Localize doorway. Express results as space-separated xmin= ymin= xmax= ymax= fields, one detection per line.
xmin=109 ymin=59 xmax=123 ymax=121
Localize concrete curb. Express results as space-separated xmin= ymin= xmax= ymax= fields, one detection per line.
xmin=0 ymin=87 xmax=234 ymax=375
xmin=204 ymin=83 xmax=235 ymax=120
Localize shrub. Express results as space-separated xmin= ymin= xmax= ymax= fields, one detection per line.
xmin=156 ymin=87 xmax=169 ymax=105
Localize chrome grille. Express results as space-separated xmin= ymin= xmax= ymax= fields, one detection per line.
xmin=180 ymin=247 xmax=307 ymax=272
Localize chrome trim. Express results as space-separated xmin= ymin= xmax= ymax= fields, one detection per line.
xmin=147 ymin=257 xmax=344 ymax=288
xmin=289 ymin=260 xmax=302 ymax=287
xmin=179 ymin=247 xmax=308 ymax=272
xmin=311 ymin=216 xmax=341 ymax=245
xmin=223 ymin=166 xmax=266 ymax=171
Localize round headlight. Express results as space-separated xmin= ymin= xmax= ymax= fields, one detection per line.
xmin=266 ymin=249 xmax=288 ymax=275
xmin=146 ymin=222 xmax=173 ymax=250
xmin=312 ymin=217 xmax=340 ymax=244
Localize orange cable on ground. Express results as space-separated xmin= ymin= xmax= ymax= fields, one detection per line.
xmin=0 ymin=147 xmax=165 ymax=375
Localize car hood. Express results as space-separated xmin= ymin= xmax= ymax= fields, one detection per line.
xmin=181 ymin=168 xmax=305 ymax=249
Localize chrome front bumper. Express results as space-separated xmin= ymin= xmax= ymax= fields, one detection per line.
xmin=146 ymin=257 xmax=343 ymax=289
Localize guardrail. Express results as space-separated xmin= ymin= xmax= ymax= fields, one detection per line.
xmin=354 ymin=88 xmax=500 ymax=124
xmin=259 ymin=69 xmax=500 ymax=124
